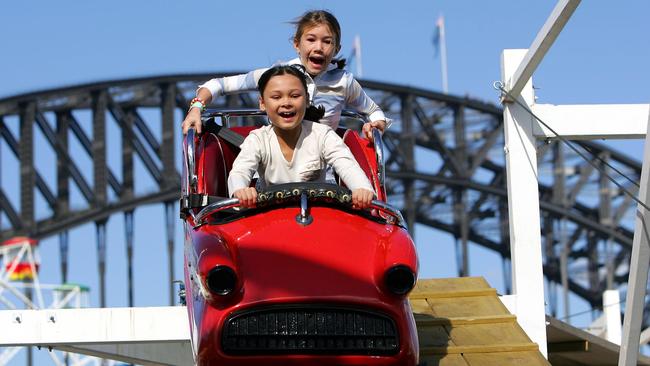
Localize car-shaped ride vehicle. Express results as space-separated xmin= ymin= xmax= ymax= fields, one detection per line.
xmin=180 ymin=109 xmax=419 ymax=365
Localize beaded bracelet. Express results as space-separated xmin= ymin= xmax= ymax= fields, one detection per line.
xmin=189 ymin=101 xmax=204 ymax=111
xmin=188 ymin=97 xmax=206 ymax=112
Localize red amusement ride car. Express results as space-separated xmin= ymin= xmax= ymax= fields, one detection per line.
xmin=180 ymin=109 xmax=419 ymax=365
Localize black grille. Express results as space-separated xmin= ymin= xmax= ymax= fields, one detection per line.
xmin=222 ymin=306 xmax=399 ymax=355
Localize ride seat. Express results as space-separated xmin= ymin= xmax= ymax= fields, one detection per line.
xmin=197 ymin=126 xmax=257 ymax=198
xmin=195 ymin=126 xmax=384 ymax=200
xmin=340 ymin=129 xmax=386 ymax=201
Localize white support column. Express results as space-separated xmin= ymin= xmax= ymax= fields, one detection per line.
xmin=501 ymin=48 xmax=548 ymax=357
xmin=603 ymin=289 xmax=622 ymax=345
xmin=619 ymin=114 xmax=650 ymax=366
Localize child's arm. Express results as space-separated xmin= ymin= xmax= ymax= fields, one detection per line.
xmin=227 ymin=133 xmax=263 ymax=206
xmin=345 ymin=77 xmax=391 ymax=141
xmin=321 ymin=129 xmax=375 ymax=209
xmin=182 ymin=68 xmax=268 ymax=134
xmin=199 ymin=68 xmax=268 ymax=102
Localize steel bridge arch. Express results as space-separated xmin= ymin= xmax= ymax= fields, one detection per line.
xmin=0 ymin=73 xmax=642 ymax=322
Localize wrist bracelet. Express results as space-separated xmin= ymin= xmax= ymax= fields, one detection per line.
xmin=189 ymin=101 xmax=204 ymax=112
xmin=189 ymin=97 xmax=206 ymax=111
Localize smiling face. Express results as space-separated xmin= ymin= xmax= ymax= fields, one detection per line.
xmin=293 ymin=23 xmax=339 ymax=77
xmin=259 ymin=73 xmax=307 ymax=132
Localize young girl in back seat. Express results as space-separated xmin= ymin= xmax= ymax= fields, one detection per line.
xmin=227 ymin=65 xmax=374 ymax=209
xmin=182 ymin=10 xmax=389 ymax=141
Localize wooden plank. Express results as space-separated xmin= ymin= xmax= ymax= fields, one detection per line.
xmin=417 ymin=314 xmax=516 ymax=326
xmin=410 ymin=289 xmax=497 ymax=299
xmin=410 ymin=298 xmax=434 ymax=315
xmin=420 ymin=354 xmax=469 ymax=366
xmin=412 ymin=277 xmax=491 ymax=294
xmin=422 ymin=343 xmax=539 ymax=355
xmin=424 ymin=296 xmax=511 ymax=318
xmin=412 ymin=278 xmax=548 ymax=364
xmin=447 ymin=323 xmax=532 ymax=346
xmin=464 ymin=351 xmax=550 ymax=366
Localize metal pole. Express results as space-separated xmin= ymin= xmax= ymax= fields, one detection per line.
xmin=59 ymin=231 xmax=68 ymax=283
xmin=438 ymin=15 xmax=448 ymax=94
xmin=165 ymin=202 xmax=175 ymax=306
xmin=560 ymin=217 xmax=570 ymax=322
xmin=125 ymin=211 xmax=134 ymax=307
xmin=400 ymin=94 xmax=416 ymax=235
xmin=618 ymin=116 xmax=650 ymax=366
xmin=96 ymin=221 xmax=107 ymax=308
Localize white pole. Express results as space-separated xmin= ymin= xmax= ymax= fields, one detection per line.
xmin=603 ymin=289 xmax=622 ymax=345
xmin=354 ymin=35 xmax=363 ymax=78
xmin=501 ymin=49 xmax=548 ymax=357
xmin=439 ymin=16 xmax=449 ymax=94
xmin=619 ymin=113 xmax=650 ymax=366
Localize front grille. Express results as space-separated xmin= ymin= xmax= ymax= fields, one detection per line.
xmin=222 ymin=306 xmax=399 ymax=355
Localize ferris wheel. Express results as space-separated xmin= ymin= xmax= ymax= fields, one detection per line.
xmin=0 ymin=237 xmax=114 ymax=366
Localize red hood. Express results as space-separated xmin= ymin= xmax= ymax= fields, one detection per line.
xmin=196 ymin=206 xmax=417 ymax=306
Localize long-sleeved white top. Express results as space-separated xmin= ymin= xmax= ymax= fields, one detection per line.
xmin=227 ymin=121 xmax=374 ymax=195
xmin=199 ymin=58 xmax=388 ymax=130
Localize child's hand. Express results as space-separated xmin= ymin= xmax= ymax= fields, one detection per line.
xmin=233 ymin=187 xmax=258 ymax=208
xmin=182 ymin=108 xmax=203 ymax=135
xmin=352 ymin=188 xmax=374 ymax=210
xmin=362 ymin=120 xmax=387 ymax=141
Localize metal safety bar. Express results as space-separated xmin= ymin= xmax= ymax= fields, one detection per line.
xmin=193 ymin=197 xmax=404 ymax=228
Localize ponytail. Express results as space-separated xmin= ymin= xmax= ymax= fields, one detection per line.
xmin=305 ymin=104 xmax=325 ymax=121
xmin=331 ymin=58 xmax=346 ymax=69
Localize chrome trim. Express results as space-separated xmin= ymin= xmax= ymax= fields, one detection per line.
xmin=295 ymin=191 xmax=313 ymax=225
xmin=370 ymin=200 xmax=406 ymax=227
xmin=191 ymin=196 xmax=404 ymax=228
xmin=201 ymin=108 xmax=369 ymax=125
xmin=193 ymin=198 xmax=240 ymax=226
xmin=372 ymin=128 xmax=386 ymax=188
xmin=185 ymin=128 xmax=197 ymax=193
xmin=202 ymin=108 xmax=268 ymax=127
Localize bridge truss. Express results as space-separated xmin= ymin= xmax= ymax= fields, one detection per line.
xmin=0 ymin=73 xmax=642 ymax=328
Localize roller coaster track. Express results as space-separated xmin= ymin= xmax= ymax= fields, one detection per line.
xmin=0 ymin=73 xmax=642 ymax=324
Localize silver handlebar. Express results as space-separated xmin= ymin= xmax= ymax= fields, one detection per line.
xmin=185 ymin=128 xmax=197 ymax=193
xmin=192 ymin=197 xmax=405 ymax=228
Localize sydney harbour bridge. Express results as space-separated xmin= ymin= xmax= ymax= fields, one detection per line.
xmin=0 ymin=72 xmax=643 ymax=330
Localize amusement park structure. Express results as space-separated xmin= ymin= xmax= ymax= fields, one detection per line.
xmin=1 ymin=0 xmax=649 ymax=364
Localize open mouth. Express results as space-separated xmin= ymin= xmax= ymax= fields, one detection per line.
xmin=278 ymin=111 xmax=296 ymax=119
xmin=308 ymin=55 xmax=325 ymax=67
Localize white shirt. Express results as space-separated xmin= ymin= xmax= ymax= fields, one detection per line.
xmin=199 ymin=58 xmax=389 ymax=130
xmin=227 ymin=121 xmax=374 ymax=195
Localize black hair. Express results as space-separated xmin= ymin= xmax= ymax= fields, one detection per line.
xmin=257 ymin=65 xmax=325 ymax=121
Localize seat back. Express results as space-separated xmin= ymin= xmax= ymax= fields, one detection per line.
xmin=191 ymin=126 xmax=385 ymax=200
xmin=341 ymin=130 xmax=387 ymax=202
xmin=196 ymin=126 xmax=257 ymax=197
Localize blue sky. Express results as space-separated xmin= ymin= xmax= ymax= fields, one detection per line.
xmin=1 ymin=1 xmax=649 ymax=363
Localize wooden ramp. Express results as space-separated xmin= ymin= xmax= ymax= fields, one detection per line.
xmin=410 ymin=277 xmax=549 ymax=366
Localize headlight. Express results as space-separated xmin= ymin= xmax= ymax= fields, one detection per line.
xmin=206 ymin=265 xmax=237 ymax=296
xmin=384 ymin=265 xmax=416 ymax=295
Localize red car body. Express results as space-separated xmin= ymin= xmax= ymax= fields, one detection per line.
xmin=181 ymin=115 xmax=419 ymax=366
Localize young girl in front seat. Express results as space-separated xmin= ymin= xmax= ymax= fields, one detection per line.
xmin=227 ymin=65 xmax=375 ymax=209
